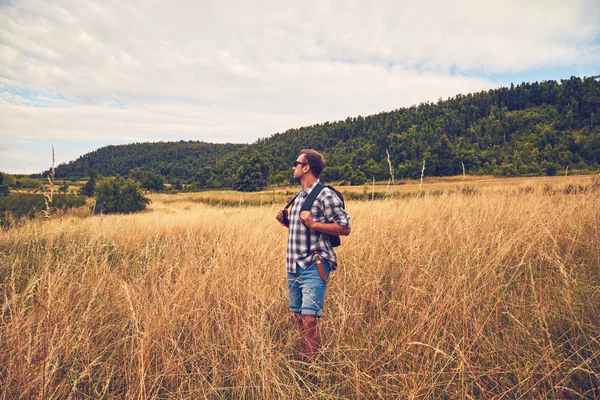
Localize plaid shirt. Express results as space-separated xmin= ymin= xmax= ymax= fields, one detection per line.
xmin=286 ymin=180 xmax=350 ymax=273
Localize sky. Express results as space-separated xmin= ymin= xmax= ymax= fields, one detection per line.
xmin=1 ymin=0 xmax=599 ymax=175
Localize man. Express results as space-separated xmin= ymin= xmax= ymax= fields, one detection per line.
xmin=276 ymin=149 xmax=351 ymax=360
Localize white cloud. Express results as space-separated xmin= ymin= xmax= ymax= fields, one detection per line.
xmin=0 ymin=0 xmax=598 ymax=173
xmin=0 ymin=67 xmax=494 ymax=142
xmin=2 ymin=0 xmax=598 ymax=104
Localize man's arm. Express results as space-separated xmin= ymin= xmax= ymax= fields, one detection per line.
xmin=300 ymin=212 xmax=350 ymax=236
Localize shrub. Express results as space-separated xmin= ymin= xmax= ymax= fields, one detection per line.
xmin=14 ymin=177 xmax=43 ymax=189
xmin=0 ymin=193 xmax=86 ymax=227
xmin=563 ymin=184 xmax=588 ymax=195
xmin=459 ymin=185 xmax=478 ymax=196
xmin=542 ymin=184 xmax=553 ymax=195
xmin=591 ymin=174 xmax=600 ymax=192
xmin=94 ymin=177 xmax=150 ymax=214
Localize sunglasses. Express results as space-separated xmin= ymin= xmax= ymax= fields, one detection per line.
xmin=293 ymin=161 xmax=308 ymax=167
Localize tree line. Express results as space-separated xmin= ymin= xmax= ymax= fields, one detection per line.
xmin=49 ymin=76 xmax=599 ymax=191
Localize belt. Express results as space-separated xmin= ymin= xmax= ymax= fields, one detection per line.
xmin=313 ymin=251 xmax=328 ymax=282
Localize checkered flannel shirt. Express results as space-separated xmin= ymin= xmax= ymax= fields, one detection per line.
xmin=286 ymin=180 xmax=351 ymax=273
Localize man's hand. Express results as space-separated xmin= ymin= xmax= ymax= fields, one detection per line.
xmin=300 ymin=211 xmax=315 ymax=228
xmin=276 ymin=210 xmax=285 ymax=224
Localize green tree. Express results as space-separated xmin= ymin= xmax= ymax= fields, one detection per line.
xmin=430 ymin=134 xmax=459 ymax=175
xmin=129 ymin=168 xmax=166 ymax=191
xmin=1 ymin=172 xmax=15 ymax=186
xmin=80 ymin=168 xmax=99 ymax=197
xmin=233 ymin=153 xmax=272 ymax=192
xmin=94 ymin=177 xmax=150 ymax=214
xmin=0 ymin=172 xmax=8 ymax=196
xmin=349 ymin=169 xmax=368 ymax=185
xmin=194 ymin=167 xmax=213 ymax=188
xmin=171 ymin=178 xmax=183 ymax=191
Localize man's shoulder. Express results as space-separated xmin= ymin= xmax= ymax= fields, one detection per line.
xmin=317 ymin=185 xmax=343 ymax=203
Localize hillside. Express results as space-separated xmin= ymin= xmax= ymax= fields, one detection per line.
xmin=55 ymin=141 xmax=244 ymax=183
xmin=55 ymin=76 xmax=600 ymax=188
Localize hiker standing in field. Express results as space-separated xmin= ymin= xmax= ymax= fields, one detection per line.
xmin=276 ymin=149 xmax=351 ymax=360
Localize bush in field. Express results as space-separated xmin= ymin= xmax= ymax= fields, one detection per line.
xmin=94 ymin=177 xmax=150 ymax=214
xmin=0 ymin=172 xmax=9 ymax=196
xmin=14 ymin=177 xmax=43 ymax=189
xmin=0 ymin=193 xmax=86 ymax=227
xmin=53 ymin=194 xmax=87 ymax=209
xmin=0 ymin=171 xmax=16 ymax=186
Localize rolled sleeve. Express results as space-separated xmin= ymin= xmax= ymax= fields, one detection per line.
xmin=321 ymin=190 xmax=350 ymax=227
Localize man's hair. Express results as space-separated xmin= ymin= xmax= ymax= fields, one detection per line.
xmin=301 ymin=149 xmax=326 ymax=178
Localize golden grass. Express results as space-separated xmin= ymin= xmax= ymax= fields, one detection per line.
xmin=1 ymin=178 xmax=599 ymax=398
xmin=161 ymin=174 xmax=599 ymax=206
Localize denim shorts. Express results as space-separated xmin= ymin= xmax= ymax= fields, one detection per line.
xmin=287 ymin=259 xmax=330 ymax=317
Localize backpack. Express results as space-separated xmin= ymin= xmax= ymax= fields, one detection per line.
xmin=284 ymin=182 xmax=345 ymax=249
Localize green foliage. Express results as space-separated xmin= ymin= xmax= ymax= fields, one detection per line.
xmin=171 ymin=178 xmax=183 ymax=190
xmin=129 ymin=168 xmax=166 ymax=191
xmin=0 ymin=172 xmax=8 ymax=196
xmin=233 ymin=153 xmax=272 ymax=192
xmin=0 ymin=172 xmax=16 ymax=186
xmin=14 ymin=177 xmax=43 ymax=189
xmin=349 ymin=169 xmax=368 ymax=185
xmin=0 ymin=193 xmax=85 ymax=227
xmin=80 ymin=168 xmax=99 ymax=197
xmin=54 ymin=141 xmax=244 ymax=182
xmin=543 ymin=162 xmax=558 ymax=176
xmin=52 ymin=76 xmax=600 ymax=187
xmin=94 ymin=177 xmax=150 ymax=214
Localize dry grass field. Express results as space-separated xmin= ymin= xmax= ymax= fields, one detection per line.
xmin=161 ymin=174 xmax=598 ymax=207
xmin=1 ymin=175 xmax=599 ymax=399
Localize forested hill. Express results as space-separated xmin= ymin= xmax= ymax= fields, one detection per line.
xmin=55 ymin=141 xmax=244 ymax=183
xmin=55 ymin=76 xmax=600 ymax=189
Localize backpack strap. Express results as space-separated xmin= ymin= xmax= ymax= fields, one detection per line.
xmin=300 ymin=182 xmax=325 ymax=213
xmin=284 ymin=192 xmax=300 ymax=211
xmin=300 ymin=182 xmax=326 ymax=256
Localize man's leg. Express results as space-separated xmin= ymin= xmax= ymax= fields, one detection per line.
xmin=289 ymin=260 xmax=329 ymax=360
xmin=300 ymin=315 xmax=321 ymax=358
xmin=293 ymin=312 xmax=306 ymax=357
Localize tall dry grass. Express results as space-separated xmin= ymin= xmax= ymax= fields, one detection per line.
xmin=1 ymin=181 xmax=599 ymax=399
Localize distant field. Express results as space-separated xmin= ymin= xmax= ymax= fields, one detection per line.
xmin=1 ymin=175 xmax=599 ymax=398
xmin=154 ymin=173 xmax=599 ymax=206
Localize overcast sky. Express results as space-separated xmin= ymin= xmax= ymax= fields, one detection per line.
xmin=1 ymin=0 xmax=599 ymax=174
